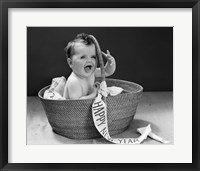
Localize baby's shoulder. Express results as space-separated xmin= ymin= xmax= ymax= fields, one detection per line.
xmin=67 ymin=73 xmax=81 ymax=86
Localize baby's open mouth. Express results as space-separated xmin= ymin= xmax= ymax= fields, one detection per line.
xmin=84 ymin=64 xmax=92 ymax=73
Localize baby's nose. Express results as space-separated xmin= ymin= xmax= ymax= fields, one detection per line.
xmin=86 ymin=57 xmax=92 ymax=62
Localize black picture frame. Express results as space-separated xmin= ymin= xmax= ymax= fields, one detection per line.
xmin=0 ymin=0 xmax=199 ymax=170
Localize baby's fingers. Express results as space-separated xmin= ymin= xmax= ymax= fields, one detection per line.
xmin=102 ymin=51 xmax=108 ymax=58
xmin=102 ymin=51 xmax=114 ymax=66
xmin=106 ymin=50 xmax=110 ymax=55
xmin=102 ymin=50 xmax=112 ymax=59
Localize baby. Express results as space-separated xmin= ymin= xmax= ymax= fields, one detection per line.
xmin=63 ymin=33 xmax=116 ymax=100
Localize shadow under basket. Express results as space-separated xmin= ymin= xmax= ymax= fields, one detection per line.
xmin=38 ymin=78 xmax=143 ymax=139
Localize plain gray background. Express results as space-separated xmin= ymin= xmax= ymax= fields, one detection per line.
xmin=27 ymin=27 xmax=173 ymax=96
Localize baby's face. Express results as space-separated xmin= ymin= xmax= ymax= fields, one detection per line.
xmin=68 ymin=42 xmax=97 ymax=78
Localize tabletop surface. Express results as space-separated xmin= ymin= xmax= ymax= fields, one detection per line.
xmin=27 ymin=91 xmax=173 ymax=145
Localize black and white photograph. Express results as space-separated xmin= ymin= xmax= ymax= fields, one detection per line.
xmin=27 ymin=27 xmax=173 ymax=144
xmin=1 ymin=1 xmax=199 ymax=170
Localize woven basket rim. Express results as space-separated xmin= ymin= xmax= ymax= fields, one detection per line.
xmin=38 ymin=78 xmax=143 ymax=102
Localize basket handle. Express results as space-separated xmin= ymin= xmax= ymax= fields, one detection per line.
xmin=89 ymin=35 xmax=105 ymax=82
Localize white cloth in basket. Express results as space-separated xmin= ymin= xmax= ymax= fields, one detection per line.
xmin=43 ymin=76 xmax=123 ymax=100
xmin=43 ymin=76 xmax=66 ymax=100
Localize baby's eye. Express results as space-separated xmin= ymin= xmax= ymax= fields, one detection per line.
xmin=80 ymin=56 xmax=85 ymax=59
xmin=92 ymin=56 xmax=97 ymax=59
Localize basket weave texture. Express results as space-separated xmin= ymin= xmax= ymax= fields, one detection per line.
xmin=38 ymin=78 xmax=143 ymax=139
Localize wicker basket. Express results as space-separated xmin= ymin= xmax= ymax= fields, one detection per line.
xmin=38 ymin=78 xmax=143 ymax=139
xmin=38 ymin=35 xmax=143 ymax=139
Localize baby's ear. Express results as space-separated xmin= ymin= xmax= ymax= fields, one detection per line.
xmin=67 ymin=58 xmax=73 ymax=68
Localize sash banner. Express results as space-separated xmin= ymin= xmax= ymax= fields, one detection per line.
xmin=92 ymin=93 xmax=151 ymax=144
xmin=92 ymin=81 xmax=169 ymax=144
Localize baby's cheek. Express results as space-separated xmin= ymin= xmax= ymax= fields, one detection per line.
xmin=95 ymin=60 xmax=98 ymax=66
xmin=74 ymin=64 xmax=83 ymax=72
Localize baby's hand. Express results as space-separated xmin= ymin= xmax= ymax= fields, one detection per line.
xmin=94 ymin=50 xmax=116 ymax=78
xmin=102 ymin=50 xmax=115 ymax=66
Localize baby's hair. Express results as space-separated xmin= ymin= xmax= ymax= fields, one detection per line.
xmin=64 ymin=33 xmax=96 ymax=59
